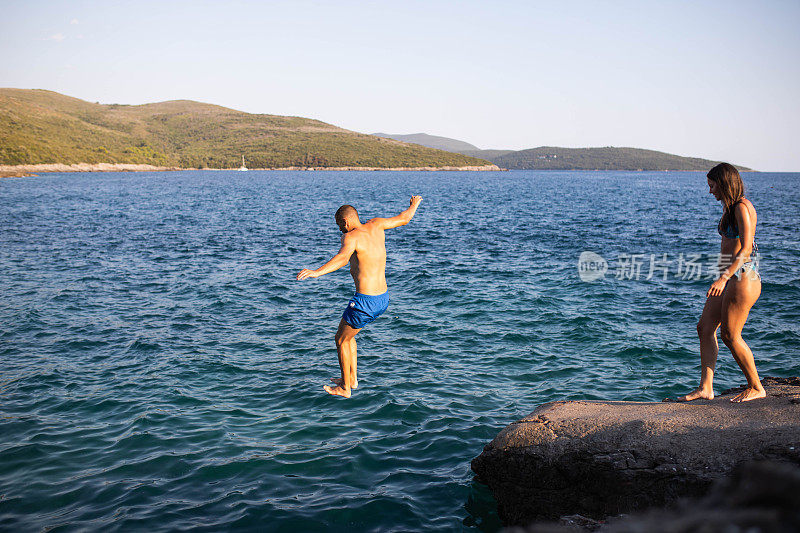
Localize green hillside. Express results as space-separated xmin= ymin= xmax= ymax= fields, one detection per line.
xmin=0 ymin=89 xmax=492 ymax=169
xmin=482 ymin=146 xmax=751 ymax=171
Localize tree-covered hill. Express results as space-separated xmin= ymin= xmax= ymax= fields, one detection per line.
xmin=367 ymin=130 xmax=751 ymax=171
xmin=486 ymin=146 xmax=751 ymax=171
xmin=0 ymin=89 xmax=492 ymax=169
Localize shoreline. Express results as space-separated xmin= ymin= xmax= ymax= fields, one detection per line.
xmin=0 ymin=163 xmax=503 ymax=178
xmin=1 ymin=164 xmax=773 ymax=179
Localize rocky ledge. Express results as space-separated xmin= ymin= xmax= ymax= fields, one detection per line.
xmin=471 ymin=377 xmax=800 ymax=527
xmin=519 ymin=461 xmax=800 ymax=532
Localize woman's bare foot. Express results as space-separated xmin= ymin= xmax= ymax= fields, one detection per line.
xmin=730 ymin=387 xmax=766 ymax=403
xmin=330 ymin=377 xmax=358 ymax=390
xmin=675 ymin=388 xmax=714 ymax=402
xmin=323 ymin=385 xmax=351 ymax=398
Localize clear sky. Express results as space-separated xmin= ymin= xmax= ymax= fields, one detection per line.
xmin=2 ymin=0 xmax=799 ymax=170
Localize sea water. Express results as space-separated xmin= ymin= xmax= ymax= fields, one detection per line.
xmin=1 ymin=170 xmax=798 ymax=531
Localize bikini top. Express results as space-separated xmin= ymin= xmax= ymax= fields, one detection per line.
xmin=718 ymin=199 xmax=754 ymax=241
xmin=719 ymin=215 xmax=739 ymax=239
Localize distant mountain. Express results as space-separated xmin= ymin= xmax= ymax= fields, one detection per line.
xmin=489 ymin=146 xmax=751 ymax=171
xmin=372 ymin=132 xmax=480 ymax=153
xmin=0 ymin=89 xmax=492 ymax=169
xmin=370 ymin=131 xmax=748 ymax=171
xmin=460 ymin=149 xmax=515 ymax=159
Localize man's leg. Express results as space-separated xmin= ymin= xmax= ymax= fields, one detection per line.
xmin=330 ymin=336 xmax=359 ymax=389
xmin=349 ymin=337 xmax=358 ymax=388
xmin=324 ymin=318 xmax=360 ymax=398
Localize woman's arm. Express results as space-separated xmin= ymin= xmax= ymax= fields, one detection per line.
xmin=707 ymin=202 xmax=755 ymax=296
xmin=722 ymin=203 xmax=755 ymax=279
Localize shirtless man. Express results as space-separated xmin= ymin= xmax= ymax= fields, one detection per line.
xmin=296 ymin=196 xmax=423 ymax=398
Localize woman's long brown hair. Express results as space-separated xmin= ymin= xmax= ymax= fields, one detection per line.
xmin=707 ymin=162 xmax=744 ymax=234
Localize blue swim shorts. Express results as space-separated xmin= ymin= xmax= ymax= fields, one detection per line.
xmin=342 ymin=291 xmax=390 ymax=329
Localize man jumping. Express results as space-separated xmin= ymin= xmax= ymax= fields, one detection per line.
xmin=296 ymin=196 xmax=423 ymax=398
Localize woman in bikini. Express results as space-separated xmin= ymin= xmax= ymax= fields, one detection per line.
xmin=678 ymin=163 xmax=765 ymax=402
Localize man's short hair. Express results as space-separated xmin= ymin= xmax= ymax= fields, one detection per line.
xmin=335 ymin=204 xmax=358 ymax=224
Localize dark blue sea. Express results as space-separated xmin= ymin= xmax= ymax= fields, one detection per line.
xmin=1 ymin=170 xmax=799 ymax=531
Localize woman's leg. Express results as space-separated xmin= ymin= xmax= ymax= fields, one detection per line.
xmin=678 ymin=293 xmax=723 ymax=400
xmin=720 ymin=275 xmax=764 ymax=402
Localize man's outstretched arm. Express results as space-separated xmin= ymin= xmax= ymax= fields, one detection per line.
xmin=376 ymin=195 xmax=423 ymax=229
xmin=296 ymin=233 xmax=357 ymax=280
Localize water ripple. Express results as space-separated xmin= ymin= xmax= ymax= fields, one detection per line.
xmin=0 ymin=170 xmax=798 ymax=531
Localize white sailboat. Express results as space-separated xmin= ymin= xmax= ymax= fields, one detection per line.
xmin=238 ymin=155 xmax=248 ymax=171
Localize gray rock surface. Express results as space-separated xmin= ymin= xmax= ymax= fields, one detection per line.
xmin=517 ymin=461 xmax=800 ymax=532
xmin=471 ymin=377 xmax=800 ymax=526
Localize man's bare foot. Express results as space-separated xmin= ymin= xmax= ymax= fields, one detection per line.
xmin=323 ymin=385 xmax=351 ymax=398
xmin=674 ymin=388 xmax=714 ymax=402
xmin=730 ymin=387 xmax=766 ymax=403
xmin=330 ymin=377 xmax=358 ymax=390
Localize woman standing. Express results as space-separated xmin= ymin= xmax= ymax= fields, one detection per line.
xmin=679 ymin=163 xmax=765 ymax=402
